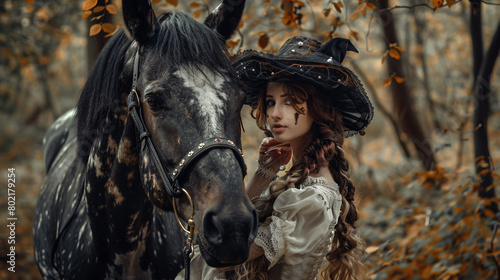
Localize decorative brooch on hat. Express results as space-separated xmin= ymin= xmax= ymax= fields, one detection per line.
xmin=233 ymin=36 xmax=374 ymax=137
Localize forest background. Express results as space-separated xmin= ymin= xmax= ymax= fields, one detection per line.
xmin=0 ymin=0 xmax=499 ymax=279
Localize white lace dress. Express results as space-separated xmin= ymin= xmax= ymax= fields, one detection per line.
xmin=175 ymin=176 xmax=342 ymax=280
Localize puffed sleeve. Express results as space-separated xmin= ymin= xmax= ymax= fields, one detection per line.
xmin=253 ymin=186 xmax=336 ymax=269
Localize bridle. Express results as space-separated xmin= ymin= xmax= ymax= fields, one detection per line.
xmin=126 ymin=48 xmax=246 ymax=279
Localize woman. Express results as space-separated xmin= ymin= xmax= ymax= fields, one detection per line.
xmin=177 ymin=36 xmax=373 ymax=280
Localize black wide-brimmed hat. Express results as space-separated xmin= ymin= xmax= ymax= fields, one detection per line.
xmin=233 ymin=36 xmax=374 ymax=136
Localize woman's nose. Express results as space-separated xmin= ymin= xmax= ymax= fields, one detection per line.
xmin=270 ymin=105 xmax=282 ymax=120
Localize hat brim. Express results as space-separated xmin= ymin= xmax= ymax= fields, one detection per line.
xmin=233 ymin=51 xmax=374 ymax=136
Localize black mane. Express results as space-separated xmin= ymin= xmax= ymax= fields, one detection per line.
xmin=76 ymin=11 xmax=235 ymax=159
xmin=154 ymin=12 xmax=234 ymax=72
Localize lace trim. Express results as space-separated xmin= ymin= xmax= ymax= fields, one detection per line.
xmin=254 ymin=218 xmax=283 ymax=269
xmin=299 ymin=177 xmax=342 ymax=209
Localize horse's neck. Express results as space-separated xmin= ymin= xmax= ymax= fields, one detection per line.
xmin=85 ymin=113 xmax=154 ymax=260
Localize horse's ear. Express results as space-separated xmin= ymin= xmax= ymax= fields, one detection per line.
xmin=204 ymin=0 xmax=246 ymax=40
xmin=122 ymin=0 xmax=159 ymax=44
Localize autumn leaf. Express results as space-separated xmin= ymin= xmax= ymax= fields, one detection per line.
xmin=349 ymin=12 xmax=359 ymax=21
xmin=484 ymin=209 xmax=495 ymax=217
xmin=323 ymin=8 xmax=331 ymax=17
xmin=333 ymin=2 xmax=343 ymax=13
xmin=394 ymin=45 xmax=406 ymax=53
xmin=189 ymin=2 xmax=201 ymax=8
xmin=354 ymin=3 xmax=367 ymax=13
xmin=282 ymin=11 xmax=298 ymax=29
xmin=351 ymin=30 xmax=359 ymax=41
xmin=381 ymin=50 xmax=388 ymax=64
xmin=82 ymin=0 xmax=98 ymax=11
xmin=104 ymin=24 xmax=120 ymax=37
xmin=89 ymin=23 xmax=102 ymax=36
xmin=264 ymin=0 xmax=271 ymax=15
xmin=432 ymin=0 xmax=443 ymax=9
xmin=388 ymin=48 xmax=400 ymax=59
xmin=478 ymin=169 xmax=490 ymax=176
xmin=226 ymin=39 xmax=240 ymax=48
xmin=166 ymin=0 xmax=179 ymax=7
xmin=394 ymin=76 xmax=404 ymax=83
xmin=366 ymin=2 xmax=376 ymax=9
xmin=152 ymin=0 xmax=162 ymax=5
xmin=192 ymin=10 xmax=202 ymax=19
xmin=482 ymin=198 xmax=492 ymax=207
xmin=382 ymin=77 xmax=392 ymax=87
xmin=81 ymin=10 xmax=92 ymax=19
xmin=258 ymin=33 xmax=270 ymax=49
xmin=102 ymin=23 xmax=114 ymax=33
xmin=93 ymin=6 xmax=104 ymax=13
xmin=106 ymin=4 xmax=118 ymax=14
xmin=447 ymin=0 xmax=456 ymax=8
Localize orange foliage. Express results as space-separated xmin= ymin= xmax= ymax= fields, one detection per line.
xmin=365 ymin=168 xmax=499 ymax=279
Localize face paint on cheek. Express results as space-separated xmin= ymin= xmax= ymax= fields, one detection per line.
xmin=295 ymin=107 xmax=305 ymax=125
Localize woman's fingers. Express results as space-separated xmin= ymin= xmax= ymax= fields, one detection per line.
xmin=258 ymin=137 xmax=291 ymax=169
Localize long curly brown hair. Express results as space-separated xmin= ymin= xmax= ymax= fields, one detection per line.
xmin=228 ymin=81 xmax=365 ymax=280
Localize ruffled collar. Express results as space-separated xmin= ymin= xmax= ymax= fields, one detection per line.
xmin=301 ymin=176 xmax=339 ymax=190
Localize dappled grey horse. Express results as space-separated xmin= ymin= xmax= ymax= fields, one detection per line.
xmin=34 ymin=0 xmax=257 ymax=278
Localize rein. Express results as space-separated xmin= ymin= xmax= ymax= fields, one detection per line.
xmin=126 ymin=49 xmax=246 ymax=279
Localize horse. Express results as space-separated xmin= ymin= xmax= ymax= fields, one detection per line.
xmin=33 ymin=0 xmax=258 ymax=278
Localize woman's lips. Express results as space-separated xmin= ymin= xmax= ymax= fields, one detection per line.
xmin=272 ymin=124 xmax=286 ymax=133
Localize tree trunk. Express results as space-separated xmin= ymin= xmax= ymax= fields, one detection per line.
xmin=412 ymin=9 xmax=441 ymax=131
xmin=471 ymin=0 xmax=500 ymax=214
xmin=377 ymin=0 xmax=436 ymax=170
xmin=349 ymin=61 xmax=412 ymax=158
xmin=86 ymin=0 xmax=113 ymax=73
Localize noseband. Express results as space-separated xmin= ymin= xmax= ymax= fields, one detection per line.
xmin=126 ymin=49 xmax=246 ymax=278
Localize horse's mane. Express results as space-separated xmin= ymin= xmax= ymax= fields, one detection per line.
xmin=76 ymin=11 xmax=235 ymax=159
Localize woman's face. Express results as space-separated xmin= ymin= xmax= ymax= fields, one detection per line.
xmin=265 ymin=82 xmax=314 ymax=146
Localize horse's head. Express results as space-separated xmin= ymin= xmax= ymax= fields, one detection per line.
xmin=122 ymin=0 xmax=257 ymax=267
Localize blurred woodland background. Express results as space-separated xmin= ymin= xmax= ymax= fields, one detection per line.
xmin=0 ymin=0 xmax=499 ymax=279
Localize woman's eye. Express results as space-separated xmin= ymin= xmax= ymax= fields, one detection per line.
xmin=266 ymin=100 xmax=275 ymax=106
xmin=284 ymin=99 xmax=292 ymax=105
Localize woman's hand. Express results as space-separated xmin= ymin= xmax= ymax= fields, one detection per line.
xmin=246 ymin=138 xmax=292 ymax=199
xmin=257 ymin=137 xmax=292 ymax=173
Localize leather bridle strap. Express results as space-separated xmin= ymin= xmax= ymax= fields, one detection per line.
xmin=127 ymin=91 xmax=181 ymax=197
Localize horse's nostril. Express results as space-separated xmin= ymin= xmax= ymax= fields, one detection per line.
xmin=203 ymin=211 xmax=223 ymax=245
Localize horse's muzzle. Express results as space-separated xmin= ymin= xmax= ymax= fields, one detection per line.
xmin=200 ymin=202 xmax=258 ymax=267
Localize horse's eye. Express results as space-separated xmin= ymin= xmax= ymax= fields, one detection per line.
xmin=146 ymin=97 xmax=162 ymax=111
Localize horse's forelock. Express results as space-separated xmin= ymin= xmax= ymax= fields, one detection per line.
xmin=154 ymin=12 xmax=235 ymax=80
